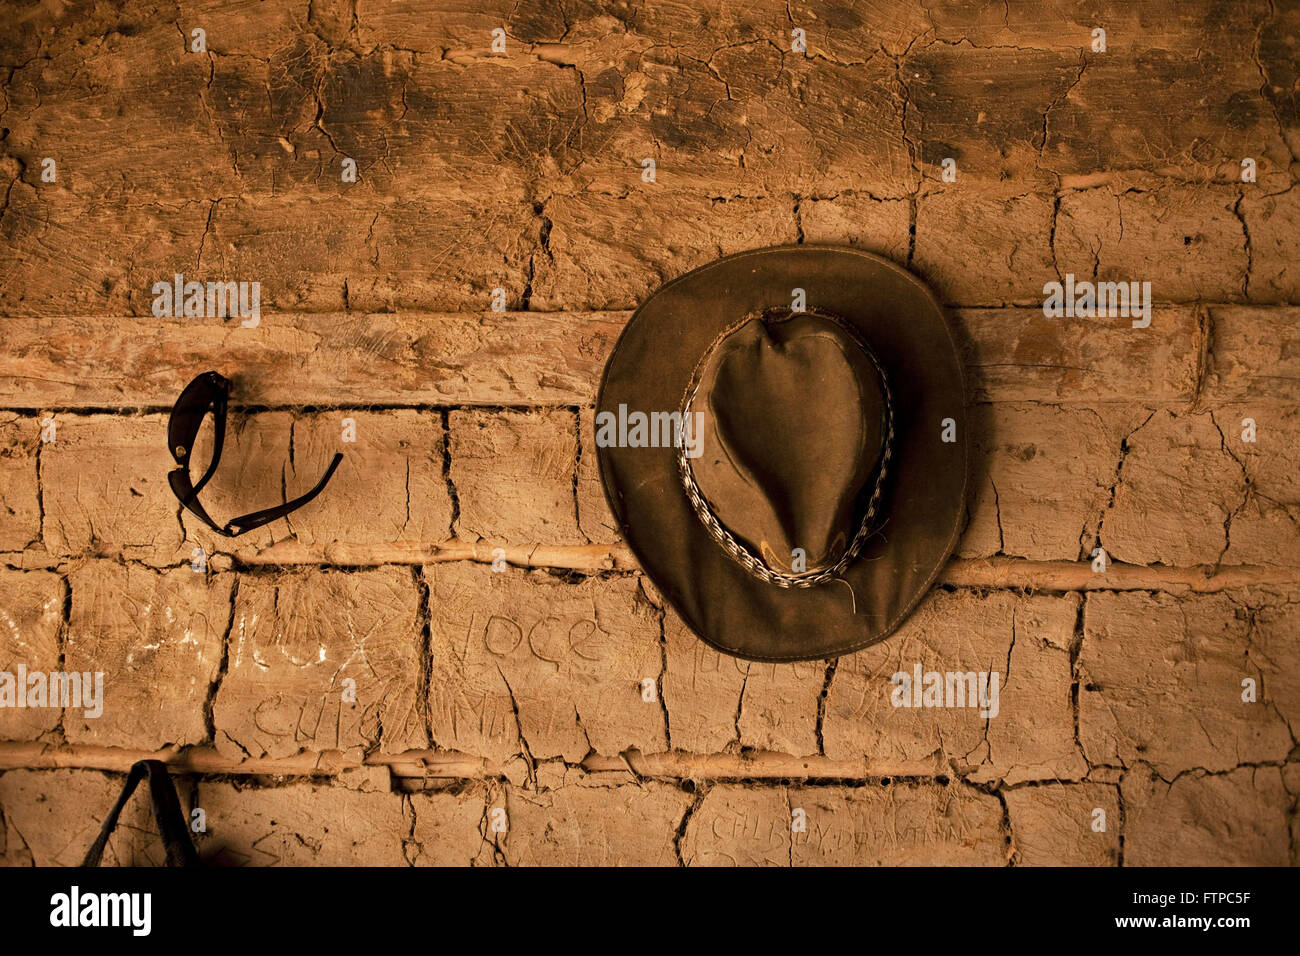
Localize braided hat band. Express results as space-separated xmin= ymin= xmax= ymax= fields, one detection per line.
xmin=676 ymin=307 xmax=895 ymax=589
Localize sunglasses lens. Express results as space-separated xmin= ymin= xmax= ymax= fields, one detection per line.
xmin=168 ymin=468 xmax=195 ymax=505
xmin=169 ymin=467 xmax=224 ymax=534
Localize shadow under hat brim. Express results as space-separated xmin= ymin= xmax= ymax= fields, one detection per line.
xmin=596 ymin=245 xmax=968 ymax=662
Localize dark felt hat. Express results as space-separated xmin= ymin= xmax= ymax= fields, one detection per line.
xmin=595 ymin=245 xmax=967 ymax=662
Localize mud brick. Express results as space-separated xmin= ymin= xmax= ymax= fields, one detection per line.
xmin=1056 ymin=187 xmax=1248 ymax=303
xmin=1004 ymin=783 xmax=1120 ymax=866
xmin=1206 ymin=307 xmax=1300 ymax=405
xmin=359 ymin=4 xmax=915 ymax=200
xmin=425 ymin=564 xmax=665 ymax=763
xmin=63 ymin=562 xmax=230 ymax=748
xmin=176 ymin=0 xmax=311 ymax=58
xmin=530 ymin=191 xmax=799 ymax=312
xmin=901 ymin=46 xmax=1077 ymax=195
xmin=501 ymin=777 xmax=691 ymax=866
xmin=0 ymin=188 xmax=209 ymax=316
xmin=0 ymin=769 xmax=177 ymax=866
xmin=1232 ymin=588 xmax=1300 ymax=744
xmin=2 ymin=18 xmax=224 ymax=204
xmin=660 ymin=607 xmax=745 ymax=753
xmin=0 ymin=798 xmax=28 ymax=865
xmin=735 ymin=659 xmax=825 ymax=756
xmin=798 ymin=195 xmax=911 ymax=265
xmin=0 ymin=312 xmax=625 ymax=409
xmin=1100 ymin=409 xmax=1245 ymax=567
xmin=956 ymin=306 xmax=1200 ymax=405
xmin=660 ymin=605 xmax=824 ymax=755
xmin=357 ymin=197 xmax=541 ymax=312
xmin=680 ymin=785 xmax=790 ymax=866
xmin=449 ymin=408 xmax=582 ymax=544
xmin=790 ymin=783 xmax=1006 ymax=866
xmin=0 ymin=414 xmax=39 ymax=550
xmin=322 ymin=16 xmax=586 ymax=201
xmin=704 ymin=47 xmax=912 ymax=198
xmin=793 ymin=0 xmax=932 ymax=58
xmin=1218 ymin=405 xmax=1300 ymax=567
xmin=40 ymin=414 xmax=183 ymax=560
xmin=196 ymin=780 xmax=408 ymax=866
xmin=1258 ymin=0 xmax=1300 ymax=153
xmin=0 ymin=304 xmax=1210 ymax=412
xmin=307 ymin=53 xmax=579 ymax=206
xmin=287 ymin=410 xmax=453 ymax=545
xmin=0 ymin=570 xmax=64 ymax=741
xmin=1242 ymin=188 xmax=1300 ymax=304
xmin=1044 ymin=19 xmax=1288 ymax=187
xmin=357 ymin=0 xmax=913 ymax=65
xmin=363 ymin=311 xmax=617 ymax=407
xmin=913 ymin=192 xmax=1057 ymax=306
xmin=213 ymin=567 xmax=425 ymax=759
xmin=202 ymin=195 xmax=540 ymax=313
xmin=407 ymin=785 xmax=492 ymax=866
xmin=1122 ymin=765 xmax=1291 ymax=866
xmin=355 ymin=0 xmax=568 ymax=49
xmin=824 ymin=590 xmax=1085 ymax=785
xmin=1078 ymin=592 xmax=1295 ymax=776
xmin=0 ymin=306 xmax=1211 ymax=411
xmin=959 ymin=403 xmax=1132 ymax=561
xmin=681 ymin=781 xmax=1006 ymax=866
xmin=6 ymin=7 xmax=568 ymax=206
xmin=202 ymin=51 xmax=363 ymax=198
xmin=575 ymin=407 xmax=621 ymax=543
xmin=923 ymin=0 xmax=1269 ymax=54
xmin=181 ymin=411 xmax=294 ymax=555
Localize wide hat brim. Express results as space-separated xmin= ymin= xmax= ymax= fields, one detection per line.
xmin=596 ymin=245 xmax=968 ymax=662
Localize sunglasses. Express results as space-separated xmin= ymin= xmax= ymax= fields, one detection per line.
xmin=167 ymin=371 xmax=343 ymax=537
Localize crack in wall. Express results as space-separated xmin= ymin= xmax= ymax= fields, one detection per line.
xmin=1207 ymin=409 xmax=1252 ymax=571
xmin=201 ymin=576 xmax=238 ymax=747
xmin=412 ymin=565 xmax=436 ymax=752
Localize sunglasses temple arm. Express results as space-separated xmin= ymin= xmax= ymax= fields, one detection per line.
xmin=289 ymin=452 xmax=344 ymax=508
xmin=223 ymin=453 xmax=344 ymax=536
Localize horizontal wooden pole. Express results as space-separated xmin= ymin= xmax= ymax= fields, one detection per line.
xmin=0 ymin=743 xmax=352 ymax=777
xmin=217 ymin=539 xmax=639 ymax=572
xmin=939 ymin=558 xmax=1300 ymax=592
xmin=224 ymin=546 xmax=1300 ymax=593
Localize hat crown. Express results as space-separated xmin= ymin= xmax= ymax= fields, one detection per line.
xmin=689 ymin=310 xmax=887 ymax=575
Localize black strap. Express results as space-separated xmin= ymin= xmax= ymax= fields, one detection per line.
xmin=81 ymin=760 xmax=199 ymax=867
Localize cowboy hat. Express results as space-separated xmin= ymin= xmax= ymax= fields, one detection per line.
xmin=595 ymin=245 xmax=967 ymax=661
